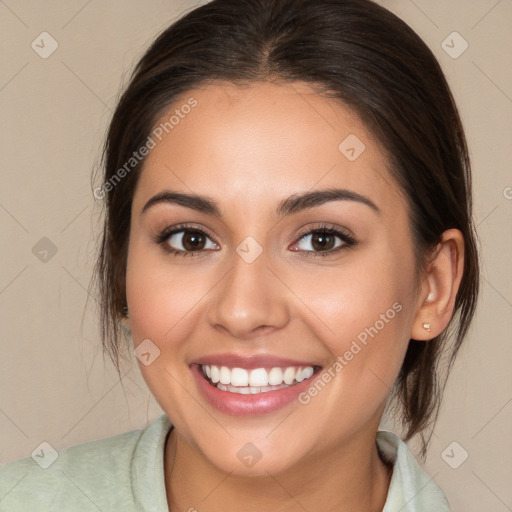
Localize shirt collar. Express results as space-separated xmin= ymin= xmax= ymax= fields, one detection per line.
xmin=378 ymin=430 xmax=451 ymax=511
xmin=131 ymin=413 xmax=172 ymax=511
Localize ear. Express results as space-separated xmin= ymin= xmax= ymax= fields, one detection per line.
xmin=411 ymin=229 xmax=465 ymax=340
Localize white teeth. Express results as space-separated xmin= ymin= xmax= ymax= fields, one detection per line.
xmin=210 ymin=365 xmax=219 ymax=383
xmin=219 ymin=366 xmax=231 ymax=385
xmin=283 ymin=367 xmax=296 ymax=385
xmin=295 ymin=367 xmax=314 ymax=382
xmin=248 ymin=368 xmax=268 ymax=387
xmin=200 ymin=364 xmax=316 ymax=391
xmin=231 ymin=367 xmax=249 ymax=387
xmin=268 ymin=367 xmax=283 ymax=386
xmin=302 ymin=366 xmax=314 ymax=379
xmin=216 ymin=382 xmax=292 ymax=394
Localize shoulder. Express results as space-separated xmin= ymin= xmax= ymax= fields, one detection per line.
xmin=377 ymin=430 xmax=452 ymax=512
xmin=0 ymin=414 xmax=171 ymax=512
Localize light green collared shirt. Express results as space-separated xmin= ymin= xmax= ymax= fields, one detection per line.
xmin=0 ymin=414 xmax=451 ymax=511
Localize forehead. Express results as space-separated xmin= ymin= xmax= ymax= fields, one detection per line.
xmin=133 ymin=81 xmax=405 ymax=215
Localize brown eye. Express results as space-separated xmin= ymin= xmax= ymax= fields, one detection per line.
xmin=310 ymin=232 xmax=337 ymax=251
xmin=294 ymin=230 xmax=345 ymax=253
xmin=182 ymin=231 xmax=206 ymax=251
xmin=163 ymin=228 xmax=219 ymax=254
xmin=289 ymin=225 xmax=356 ymax=257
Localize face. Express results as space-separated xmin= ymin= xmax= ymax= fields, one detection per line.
xmin=125 ymin=81 xmax=421 ymax=476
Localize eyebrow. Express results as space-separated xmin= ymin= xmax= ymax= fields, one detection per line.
xmin=141 ymin=188 xmax=380 ymax=217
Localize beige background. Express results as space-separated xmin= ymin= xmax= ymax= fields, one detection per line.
xmin=0 ymin=1 xmax=511 ymax=510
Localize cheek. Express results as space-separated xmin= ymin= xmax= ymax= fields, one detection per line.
xmin=290 ymin=249 xmax=416 ymax=384
xmin=287 ymin=256 xmax=416 ymax=436
xmin=125 ymin=238 xmax=206 ymax=342
xmin=124 ymin=240 xmax=210 ymax=421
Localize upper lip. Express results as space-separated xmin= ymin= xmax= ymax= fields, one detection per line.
xmin=190 ymin=353 xmax=320 ymax=370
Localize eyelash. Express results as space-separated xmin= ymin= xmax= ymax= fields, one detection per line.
xmin=293 ymin=224 xmax=356 ymax=257
xmin=155 ymin=224 xmax=218 ymax=258
xmin=155 ymin=223 xmax=356 ymax=259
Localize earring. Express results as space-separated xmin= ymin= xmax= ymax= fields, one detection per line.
xmin=122 ymin=306 xmax=129 ymax=318
xmin=422 ymin=322 xmax=431 ymax=332
xmin=425 ymin=292 xmax=434 ymax=303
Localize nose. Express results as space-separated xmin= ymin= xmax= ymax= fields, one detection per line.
xmin=206 ymin=247 xmax=290 ymax=340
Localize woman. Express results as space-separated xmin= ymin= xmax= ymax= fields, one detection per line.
xmin=0 ymin=0 xmax=479 ymax=510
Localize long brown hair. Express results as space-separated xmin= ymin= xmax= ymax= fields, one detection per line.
xmin=93 ymin=0 xmax=479 ymax=455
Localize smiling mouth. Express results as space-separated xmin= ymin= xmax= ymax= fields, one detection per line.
xmin=200 ymin=364 xmax=321 ymax=394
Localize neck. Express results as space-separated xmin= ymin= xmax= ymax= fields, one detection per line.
xmin=164 ymin=425 xmax=392 ymax=512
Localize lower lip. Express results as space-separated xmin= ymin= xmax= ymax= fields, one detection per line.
xmin=191 ymin=364 xmax=318 ymax=416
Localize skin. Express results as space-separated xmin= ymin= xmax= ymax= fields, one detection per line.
xmin=124 ymin=81 xmax=464 ymax=511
